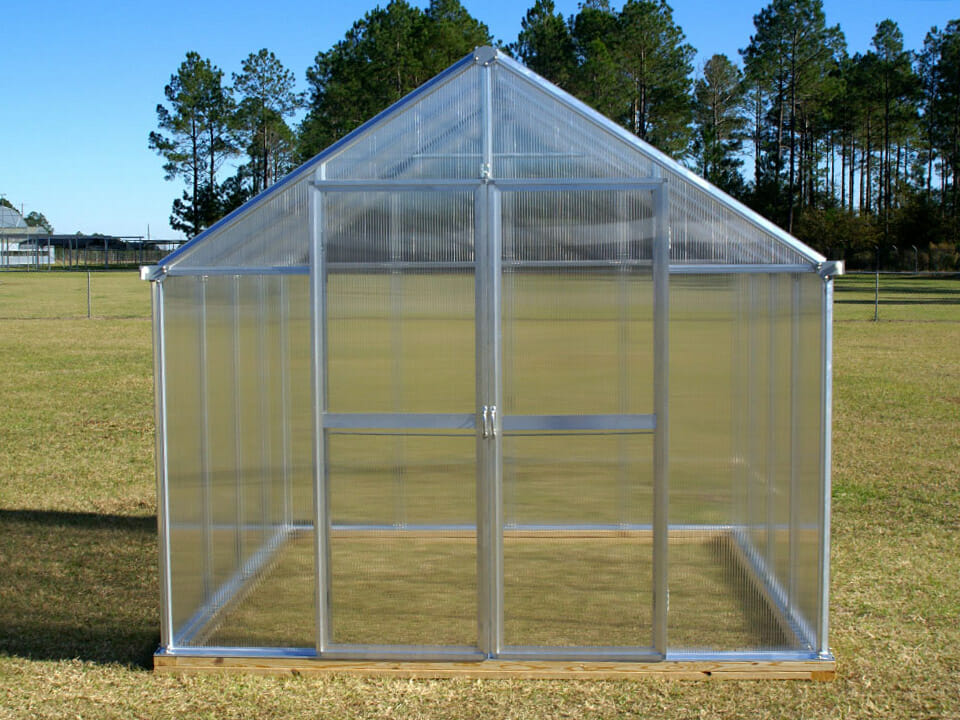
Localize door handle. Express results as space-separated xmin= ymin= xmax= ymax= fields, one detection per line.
xmin=480 ymin=405 xmax=497 ymax=439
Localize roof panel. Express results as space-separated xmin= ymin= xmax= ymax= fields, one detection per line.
xmin=160 ymin=48 xmax=822 ymax=273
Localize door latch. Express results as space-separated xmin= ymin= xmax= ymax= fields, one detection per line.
xmin=480 ymin=405 xmax=498 ymax=439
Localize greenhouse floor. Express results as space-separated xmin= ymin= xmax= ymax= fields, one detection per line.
xmin=160 ymin=529 xmax=833 ymax=680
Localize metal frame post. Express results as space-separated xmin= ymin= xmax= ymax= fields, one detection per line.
xmin=310 ymin=170 xmax=332 ymax=654
xmin=152 ymin=280 xmax=175 ymax=649
xmin=818 ymin=276 xmax=834 ymax=656
xmin=652 ymin=182 xmax=669 ymax=657
xmin=476 ymin=55 xmax=503 ymax=658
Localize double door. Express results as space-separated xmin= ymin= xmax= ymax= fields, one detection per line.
xmin=312 ymin=179 xmax=668 ymax=660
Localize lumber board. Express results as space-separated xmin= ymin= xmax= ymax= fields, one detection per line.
xmin=154 ymin=654 xmax=835 ymax=681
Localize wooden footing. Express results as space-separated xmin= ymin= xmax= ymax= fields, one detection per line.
xmin=154 ymin=654 xmax=835 ymax=681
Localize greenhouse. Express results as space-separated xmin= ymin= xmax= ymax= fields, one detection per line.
xmin=143 ymin=47 xmax=841 ymax=679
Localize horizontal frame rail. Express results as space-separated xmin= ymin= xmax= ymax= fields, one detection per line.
xmin=164 ymin=265 xmax=309 ymax=277
xmin=322 ymin=413 xmax=656 ymax=432
xmin=669 ymin=264 xmax=815 ymax=274
xmin=323 ymin=413 xmax=475 ymax=430
xmin=159 ymin=262 xmax=820 ymax=278
xmin=503 ymin=414 xmax=655 ymax=432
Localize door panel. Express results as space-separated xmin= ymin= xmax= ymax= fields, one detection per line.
xmin=321 ymin=190 xmax=479 ymax=650
xmin=497 ymin=188 xmax=658 ymax=651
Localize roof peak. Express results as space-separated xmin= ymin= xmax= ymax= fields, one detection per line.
xmin=472 ymin=46 xmax=498 ymax=65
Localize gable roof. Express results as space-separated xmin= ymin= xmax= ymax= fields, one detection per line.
xmin=160 ymin=47 xmax=823 ymax=273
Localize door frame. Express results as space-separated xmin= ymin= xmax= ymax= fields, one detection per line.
xmin=309 ymin=176 xmax=669 ymax=660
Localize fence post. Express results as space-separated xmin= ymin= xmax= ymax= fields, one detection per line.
xmin=874 ymin=270 xmax=879 ymax=322
xmin=87 ymin=271 xmax=92 ymax=319
xmin=873 ymin=246 xmax=880 ymax=322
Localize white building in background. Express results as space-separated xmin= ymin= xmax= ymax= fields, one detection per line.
xmin=0 ymin=206 xmax=54 ymax=267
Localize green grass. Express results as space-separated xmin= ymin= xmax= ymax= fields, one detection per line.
xmin=0 ymin=271 xmax=958 ymax=718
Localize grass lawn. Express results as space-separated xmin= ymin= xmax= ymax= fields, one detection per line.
xmin=0 ymin=270 xmax=958 ymax=718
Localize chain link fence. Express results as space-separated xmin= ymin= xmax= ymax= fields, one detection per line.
xmin=0 ymin=270 xmax=151 ymax=319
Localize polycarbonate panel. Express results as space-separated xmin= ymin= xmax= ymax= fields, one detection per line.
xmin=324 ymin=64 xmax=482 ymax=180
xmin=325 ymin=191 xmax=475 ymax=413
xmin=492 ymin=64 xmax=656 ymax=180
xmin=236 ymin=277 xmax=268 ymax=566
xmin=162 ymin=275 xmax=205 ymax=636
xmin=501 ymin=190 xmax=653 ymax=416
xmin=202 ymin=276 xmax=241 ymax=591
xmin=667 ymin=275 xmax=736 ymax=527
xmin=284 ymin=275 xmax=314 ymax=527
xmin=666 ymin=273 xmax=820 ymax=652
xmin=168 ymin=176 xmax=311 ymax=269
xmin=666 ymin=275 xmax=784 ymax=651
xmin=769 ymin=276 xmax=794 ymax=596
xmin=328 ymin=434 xmax=476 ymax=646
xmin=491 ymin=61 xmax=817 ymax=266
xmin=795 ymin=273 xmax=824 ymax=637
xmin=502 ymin=434 xmax=653 ymax=647
xmin=191 ymin=273 xmax=314 ymax=649
xmin=746 ymin=275 xmax=771 ymax=557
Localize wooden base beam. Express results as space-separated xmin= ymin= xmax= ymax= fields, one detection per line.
xmin=154 ymin=654 xmax=835 ymax=681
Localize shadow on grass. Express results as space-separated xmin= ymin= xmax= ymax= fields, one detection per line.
xmin=0 ymin=510 xmax=159 ymax=668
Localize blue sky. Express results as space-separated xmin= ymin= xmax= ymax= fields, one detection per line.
xmin=0 ymin=0 xmax=955 ymax=238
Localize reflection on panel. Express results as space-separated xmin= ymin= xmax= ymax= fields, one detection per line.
xmin=329 ymin=434 xmax=476 ymax=646
xmin=502 ymin=434 xmax=652 ymax=647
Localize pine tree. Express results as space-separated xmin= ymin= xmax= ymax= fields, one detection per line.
xmin=149 ymin=52 xmax=235 ymax=237
xmin=300 ymin=0 xmax=490 ymax=159
xmin=617 ymin=0 xmax=695 ymax=157
xmin=693 ymin=54 xmax=748 ymax=195
xmin=741 ymin=0 xmax=844 ymax=230
xmin=511 ymin=0 xmax=576 ymax=88
xmin=232 ymin=49 xmax=301 ymax=197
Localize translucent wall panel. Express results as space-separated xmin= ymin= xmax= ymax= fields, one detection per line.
xmin=325 ymin=191 xmax=475 ymax=413
xmin=667 ymin=275 xmax=736 ymax=527
xmin=795 ymin=273 xmax=825 ymax=638
xmin=162 ymin=276 xmax=205 ymax=636
xmin=168 ymin=177 xmax=311 ymax=270
xmin=202 ymin=276 xmax=241 ymax=593
xmin=492 ymin=65 xmax=656 ymax=180
xmin=499 ymin=187 xmax=654 ymax=649
xmin=323 ymin=187 xmax=477 ymax=648
xmin=198 ymin=274 xmax=314 ymax=648
xmin=328 ymin=434 xmax=476 ymax=646
xmin=161 ymin=273 xmax=314 ymax=649
xmin=666 ymin=274 xmax=789 ymax=651
xmin=501 ymin=190 xmax=653 ymax=416
xmin=324 ymin=65 xmax=482 ymax=180
xmin=502 ymin=435 xmax=653 ymax=647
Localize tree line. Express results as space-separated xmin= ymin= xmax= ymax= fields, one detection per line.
xmin=150 ymin=0 xmax=960 ymax=269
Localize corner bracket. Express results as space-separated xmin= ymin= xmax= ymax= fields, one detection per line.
xmin=141 ymin=264 xmax=167 ymax=282
xmin=817 ymin=260 xmax=844 ymax=279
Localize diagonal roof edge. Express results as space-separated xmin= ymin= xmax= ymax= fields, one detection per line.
xmin=492 ymin=49 xmax=825 ymax=266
